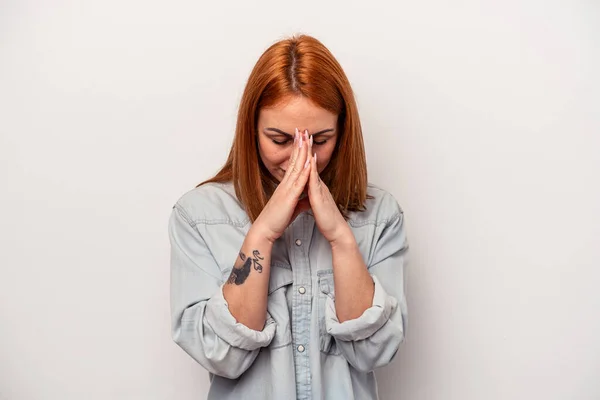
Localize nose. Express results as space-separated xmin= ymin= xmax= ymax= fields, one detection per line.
xmin=279 ymin=147 xmax=295 ymax=172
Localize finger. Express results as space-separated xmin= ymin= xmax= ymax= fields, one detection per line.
xmin=309 ymin=151 xmax=320 ymax=191
xmin=289 ymin=129 xmax=309 ymax=183
xmin=291 ymin=133 xmax=313 ymax=194
xmin=282 ymin=128 xmax=301 ymax=182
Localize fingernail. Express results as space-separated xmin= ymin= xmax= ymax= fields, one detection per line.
xmin=314 ymin=153 xmax=317 ymax=163
xmin=309 ymin=135 xmax=313 ymax=147
xmin=295 ymin=128 xmax=299 ymax=144
xmin=299 ymin=134 xmax=303 ymax=148
xmin=304 ymin=129 xmax=309 ymax=140
xmin=304 ymin=157 xmax=310 ymax=169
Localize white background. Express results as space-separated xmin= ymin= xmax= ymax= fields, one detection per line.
xmin=1 ymin=1 xmax=599 ymax=399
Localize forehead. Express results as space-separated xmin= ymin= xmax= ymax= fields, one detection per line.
xmin=258 ymin=96 xmax=337 ymax=129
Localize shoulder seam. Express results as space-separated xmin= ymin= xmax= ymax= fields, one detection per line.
xmin=173 ymin=203 xmax=194 ymax=225
xmin=348 ymin=211 xmax=402 ymax=228
xmin=174 ymin=204 xmax=249 ymax=227
xmin=190 ymin=218 xmax=250 ymax=228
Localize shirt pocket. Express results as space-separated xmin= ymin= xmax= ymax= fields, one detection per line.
xmin=317 ymin=270 xmax=342 ymax=355
xmin=267 ymin=264 xmax=293 ymax=349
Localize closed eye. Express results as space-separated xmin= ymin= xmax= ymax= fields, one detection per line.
xmin=265 ymin=127 xmax=335 ymax=146
xmin=272 ymin=138 xmax=328 ymax=146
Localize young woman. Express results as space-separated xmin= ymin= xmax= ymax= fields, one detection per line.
xmin=169 ymin=34 xmax=409 ymax=400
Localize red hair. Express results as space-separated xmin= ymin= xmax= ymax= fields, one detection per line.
xmin=199 ymin=34 xmax=368 ymax=222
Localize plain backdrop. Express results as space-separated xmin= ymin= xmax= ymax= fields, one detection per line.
xmin=1 ymin=1 xmax=599 ymax=399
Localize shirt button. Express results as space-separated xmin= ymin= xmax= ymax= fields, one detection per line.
xmin=297 ymin=345 xmax=305 ymax=353
xmin=298 ymin=286 xmax=306 ymax=294
xmin=295 ymin=239 xmax=302 ymax=246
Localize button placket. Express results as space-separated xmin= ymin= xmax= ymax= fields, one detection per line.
xmin=289 ymin=214 xmax=314 ymax=400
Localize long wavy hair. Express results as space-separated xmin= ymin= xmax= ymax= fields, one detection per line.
xmin=199 ymin=34 xmax=368 ymax=222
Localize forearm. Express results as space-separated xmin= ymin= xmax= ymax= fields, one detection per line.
xmin=330 ymin=228 xmax=375 ymax=323
xmin=222 ymin=226 xmax=273 ymax=331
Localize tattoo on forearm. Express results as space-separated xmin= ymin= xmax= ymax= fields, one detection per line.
xmin=227 ymin=250 xmax=265 ymax=285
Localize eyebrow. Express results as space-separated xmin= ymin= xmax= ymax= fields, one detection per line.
xmin=265 ymin=127 xmax=335 ymax=137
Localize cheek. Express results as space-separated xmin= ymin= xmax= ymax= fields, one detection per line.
xmin=315 ymin=143 xmax=336 ymax=171
xmin=259 ymin=141 xmax=291 ymax=168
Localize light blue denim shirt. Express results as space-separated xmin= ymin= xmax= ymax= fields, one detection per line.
xmin=169 ymin=181 xmax=408 ymax=400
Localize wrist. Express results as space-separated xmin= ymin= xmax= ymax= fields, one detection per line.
xmin=329 ymin=226 xmax=357 ymax=252
xmin=248 ymin=222 xmax=277 ymax=247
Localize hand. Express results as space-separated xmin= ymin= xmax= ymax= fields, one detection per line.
xmin=307 ymin=146 xmax=353 ymax=245
xmin=252 ymin=129 xmax=313 ymax=243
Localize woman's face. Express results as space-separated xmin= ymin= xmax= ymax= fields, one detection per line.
xmin=257 ymin=96 xmax=338 ymax=183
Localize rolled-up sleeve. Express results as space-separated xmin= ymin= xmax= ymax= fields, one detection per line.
xmin=325 ymin=201 xmax=408 ymax=373
xmin=169 ymin=204 xmax=276 ymax=379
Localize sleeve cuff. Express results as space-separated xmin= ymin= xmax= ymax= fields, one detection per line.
xmin=325 ymin=274 xmax=398 ymax=341
xmin=205 ymin=282 xmax=277 ymax=351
